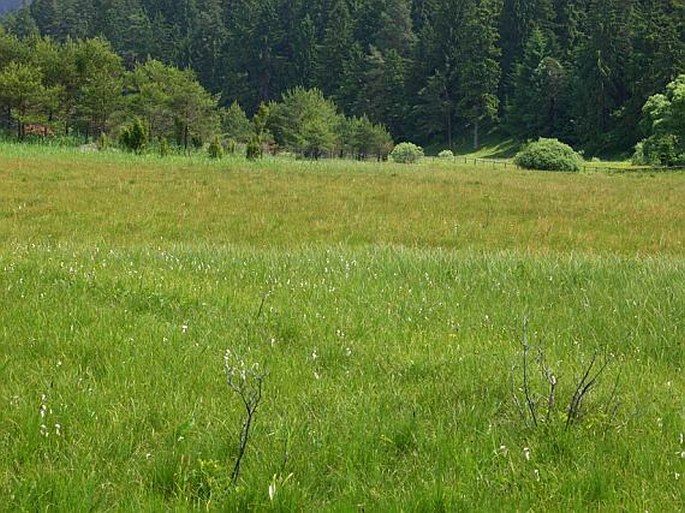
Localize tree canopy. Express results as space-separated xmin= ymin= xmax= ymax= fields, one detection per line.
xmin=634 ymin=74 xmax=685 ymax=166
xmin=0 ymin=0 xmax=683 ymax=155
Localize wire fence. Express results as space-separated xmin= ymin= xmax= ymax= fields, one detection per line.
xmin=580 ymin=164 xmax=685 ymax=173
xmin=460 ymin=157 xmax=518 ymax=169
xmin=453 ymin=157 xmax=685 ymax=173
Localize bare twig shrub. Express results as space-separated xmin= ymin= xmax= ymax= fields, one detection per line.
xmin=511 ymin=318 xmax=620 ymax=431
xmin=223 ymin=349 xmax=265 ymax=483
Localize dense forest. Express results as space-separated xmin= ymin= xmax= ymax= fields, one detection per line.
xmin=1 ymin=0 xmax=684 ymax=156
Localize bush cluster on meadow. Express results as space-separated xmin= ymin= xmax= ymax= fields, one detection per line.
xmin=390 ymin=142 xmax=424 ymax=164
xmin=514 ymin=137 xmax=583 ymax=172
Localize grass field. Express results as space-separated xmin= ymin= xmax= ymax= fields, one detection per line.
xmin=1 ymin=144 xmax=683 ymax=511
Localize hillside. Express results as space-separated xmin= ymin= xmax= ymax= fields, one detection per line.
xmin=0 ymin=0 xmax=23 ymax=14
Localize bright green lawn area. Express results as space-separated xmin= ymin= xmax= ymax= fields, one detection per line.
xmin=0 ymin=145 xmax=683 ymax=511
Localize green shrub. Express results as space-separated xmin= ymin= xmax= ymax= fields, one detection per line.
xmin=208 ymin=136 xmax=223 ymax=159
xmin=390 ymin=142 xmax=424 ymax=164
xmin=96 ymin=132 xmax=110 ymax=151
xmin=634 ymin=75 xmax=685 ymax=167
xmin=514 ymin=137 xmax=582 ymax=172
xmin=438 ymin=149 xmax=454 ymax=159
xmin=225 ymin=138 xmax=237 ymax=154
xmin=246 ymin=136 xmax=262 ymax=160
xmin=191 ymin=135 xmax=204 ymax=150
xmin=222 ymin=101 xmax=253 ymax=143
xmin=633 ymin=134 xmax=683 ymax=167
xmin=119 ymin=118 xmax=147 ymax=154
xmin=159 ymin=137 xmax=170 ymax=157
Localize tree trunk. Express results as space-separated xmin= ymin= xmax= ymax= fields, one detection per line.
xmin=446 ymin=105 xmax=453 ymax=150
xmin=473 ymin=118 xmax=479 ymax=149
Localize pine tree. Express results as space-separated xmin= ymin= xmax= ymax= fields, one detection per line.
xmin=508 ymin=27 xmax=570 ymax=139
xmin=316 ymin=0 xmax=363 ymax=114
xmin=457 ymin=0 xmax=502 ymax=148
xmin=499 ymin=0 xmax=556 ymax=98
xmin=360 ymin=47 xmax=410 ymax=138
xmin=0 ymin=62 xmax=58 ymax=139
xmin=572 ymin=0 xmax=633 ymax=153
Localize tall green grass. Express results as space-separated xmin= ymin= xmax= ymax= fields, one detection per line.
xmin=0 ymin=144 xmax=683 ymax=510
xmin=1 ymin=143 xmax=684 ymax=254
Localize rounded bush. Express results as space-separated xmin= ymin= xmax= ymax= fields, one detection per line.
xmin=514 ymin=138 xmax=583 ymax=172
xmin=438 ymin=149 xmax=454 ymax=158
xmin=390 ymin=142 xmax=424 ymax=164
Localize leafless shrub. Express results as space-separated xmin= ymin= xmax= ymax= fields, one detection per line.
xmin=511 ymin=318 xmax=620 ymax=431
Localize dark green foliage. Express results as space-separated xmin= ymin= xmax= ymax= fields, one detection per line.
xmin=119 ymin=117 xmax=147 ymax=153
xmin=514 ymin=137 xmax=583 ymax=171
xmin=507 ymin=28 xmax=570 ymax=140
xmin=570 ymin=0 xmax=632 ymax=154
xmin=390 ymin=142 xmax=424 ymax=164
xmin=360 ymin=47 xmax=410 ymax=139
xmin=456 ymin=0 xmax=501 ymax=149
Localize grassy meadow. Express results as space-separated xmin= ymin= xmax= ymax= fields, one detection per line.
xmin=0 ymin=144 xmax=683 ymax=511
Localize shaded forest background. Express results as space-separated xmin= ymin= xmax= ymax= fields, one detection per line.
xmin=1 ymin=0 xmax=684 ymax=156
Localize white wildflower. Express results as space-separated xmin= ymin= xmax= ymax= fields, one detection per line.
xmin=268 ymin=477 xmax=276 ymax=501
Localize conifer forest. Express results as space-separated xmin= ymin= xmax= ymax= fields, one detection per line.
xmin=0 ymin=0 xmax=683 ymax=156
